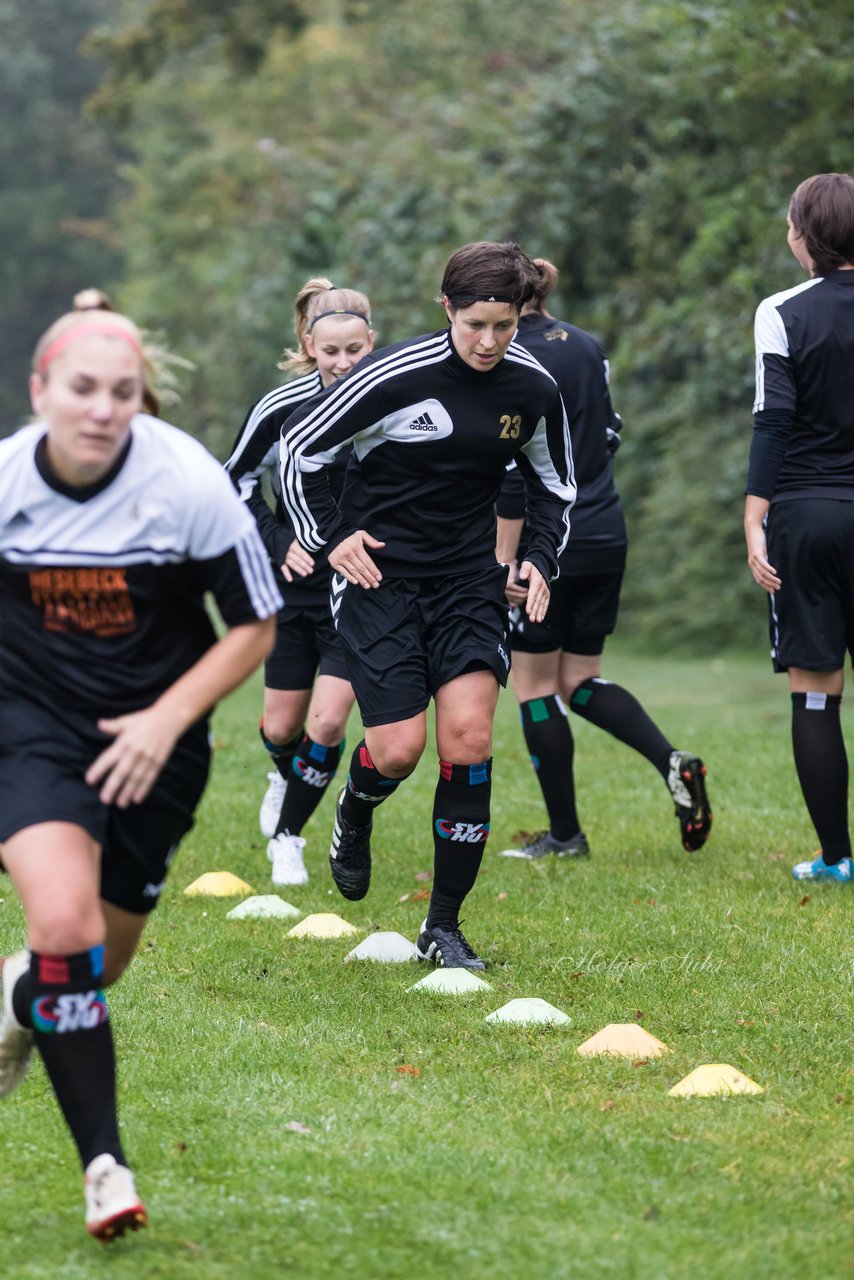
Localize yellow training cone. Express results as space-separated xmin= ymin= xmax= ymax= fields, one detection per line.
xmin=577 ymin=1023 xmax=670 ymax=1058
xmin=668 ymin=1064 xmax=765 ymax=1098
xmin=184 ymin=871 xmax=254 ymax=896
xmin=288 ymin=912 xmax=359 ymax=939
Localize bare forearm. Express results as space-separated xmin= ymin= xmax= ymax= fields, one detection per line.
xmin=153 ymin=617 xmax=276 ymax=734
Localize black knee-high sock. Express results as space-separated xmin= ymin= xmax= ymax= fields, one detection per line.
xmin=341 ymin=740 xmax=408 ymax=827
xmin=520 ymin=696 xmax=581 ymax=840
xmin=427 ymin=759 xmax=492 ymax=930
xmin=13 ymin=947 xmax=125 ymax=1169
xmin=791 ymin=692 xmax=851 ymax=863
xmin=276 ymin=736 xmax=345 ymax=836
xmin=259 ymin=722 xmax=303 ymax=783
xmin=569 ymin=677 xmax=673 ymax=778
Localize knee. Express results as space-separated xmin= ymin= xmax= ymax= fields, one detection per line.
xmin=367 ymin=732 xmax=425 ymax=778
xmin=262 ymin=708 xmax=303 ymax=744
xmin=307 ymin=709 xmax=348 ymax=745
xmin=440 ymin=725 xmax=493 ymax=764
xmin=27 ymin=900 xmax=104 ymax=958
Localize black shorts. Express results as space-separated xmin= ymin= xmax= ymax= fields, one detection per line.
xmin=509 ymin=558 xmax=625 ymax=656
xmin=766 ymin=498 xmax=854 ymax=673
xmin=0 ymin=697 xmax=210 ymax=914
xmin=265 ymin=600 xmax=350 ymax=690
xmin=333 ymin=564 xmax=510 ymax=727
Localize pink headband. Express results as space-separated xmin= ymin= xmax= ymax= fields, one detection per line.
xmin=36 ymin=322 xmax=144 ymax=374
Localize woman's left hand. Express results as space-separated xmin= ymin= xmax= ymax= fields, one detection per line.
xmin=85 ymin=707 xmax=181 ymax=808
xmin=519 ymin=560 xmax=550 ymax=623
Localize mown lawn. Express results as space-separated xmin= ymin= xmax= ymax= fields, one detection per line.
xmin=1 ymin=644 xmax=851 ymax=1279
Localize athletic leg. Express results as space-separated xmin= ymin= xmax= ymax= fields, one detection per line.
xmin=503 ymin=648 xmax=585 ymax=856
xmin=1 ymin=824 xmax=145 ymax=1235
xmin=788 ymin=667 xmax=852 ymax=880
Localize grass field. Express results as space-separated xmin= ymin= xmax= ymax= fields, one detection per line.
xmin=1 ymin=644 xmax=851 ymax=1279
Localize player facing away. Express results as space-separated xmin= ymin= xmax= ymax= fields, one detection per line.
xmin=0 ymin=305 xmax=279 ymax=1239
xmin=226 ymin=280 xmax=373 ymax=886
xmin=495 ymin=258 xmax=712 ymax=860
xmin=745 ymin=172 xmax=854 ymax=883
xmin=280 ymin=241 xmax=576 ymax=968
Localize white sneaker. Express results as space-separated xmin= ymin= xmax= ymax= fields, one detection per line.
xmin=268 ymin=832 xmax=308 ymax=886
xmin=0 ymin=950 xmax=34 ymax=1099
xmin=84 ymin=1153 xmax=147 ymax=1241
xmin=260 ymin=770 xmax=287 ymax=838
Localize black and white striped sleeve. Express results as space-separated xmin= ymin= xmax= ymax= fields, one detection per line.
xmin=746 ymin=296 xmax=796 ymax=499
xmin=513 ymin=389 xmax=576 ymax=580
xmin=279 ymin=365 xmax=390 ymax=553
xmin=187 ymin=454 xmax=283 ymax=623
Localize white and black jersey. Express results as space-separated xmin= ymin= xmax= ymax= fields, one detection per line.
xmin=748 ymin=271 xmax=854 ymax=501
xmin=280 ymin=328 xmax=575 ymax=582
xmin=226 ymin=371 xmax=349 ymax=602
xmin=0 ymin=416 xmax=282 ymax=727
xmin=500 ymin=313 xmax=627 ymax=573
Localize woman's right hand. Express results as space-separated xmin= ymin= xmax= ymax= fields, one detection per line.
xmin=329 ymin=530 xmax=386 ymax=588
xmin=280 ymin=537 xmax=315 ymax=583
xmin=744 ymin=495 xmax=781 ymax=593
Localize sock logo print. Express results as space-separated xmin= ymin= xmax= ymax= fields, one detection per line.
xmin=32 ymin=990 xmax=108 ymax=1034
xmin=434 ymin=820 xmax=491 ymax=843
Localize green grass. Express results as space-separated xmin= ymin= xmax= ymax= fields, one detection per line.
xmin=1 ymin=644 xmax=851 ymax=1279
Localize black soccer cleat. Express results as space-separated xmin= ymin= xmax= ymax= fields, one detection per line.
xmin=415 ymin=919 xmax=486 ymax=970
xmin=329 ymin=787 xmax=372 ymax=900
xmin=667 ymin=751 xmax=712 ymax=852
xmin=499 ymin=830 xmax=590 ymax=860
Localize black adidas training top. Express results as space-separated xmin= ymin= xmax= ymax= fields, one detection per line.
xmin=499 ymin=313 xmax=626 ymax=569
xmin=747 ymin=270 xmax=854 ymax=502
xmin=226 ymin=371 xmax=349 ymax=602
xmin=279 ymin=328 xmax=575 ymax=582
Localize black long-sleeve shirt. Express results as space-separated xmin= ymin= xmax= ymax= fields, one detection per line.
xmin=226 ymin=371 xmax=348 ymax=602
xmin=279 ymin=327 xmax=575 ymax=582
xmin=500 ymin=313 xmax=627 ymax=568
xmin=747 ymin=270 xmax=854 ymax=502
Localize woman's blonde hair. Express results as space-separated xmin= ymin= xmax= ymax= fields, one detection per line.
xmin=278 ymin=277 xmax=372 ymax=375
xmin=34 ymin=290 xmax=193 ymax=416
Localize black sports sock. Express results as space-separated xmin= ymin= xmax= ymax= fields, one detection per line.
xmin=791 ymin=692 xmax=851 ymax=863
xmin=21 ymin=947 xmax=125 ymax=1169
xmin=276 ymin=736 xmax=345 ymax=836
xmin=569 ymin=677 xmax=673 ymax=778
xmin=259 ymin=722 xmax=303 ymax=783
xmin=427 ymin=759 xmax=492 ymax=930
xmin=341 ymin=740 xmax=407 ymax=827
xmin=520 ymin=696 xmax=581 ymax=840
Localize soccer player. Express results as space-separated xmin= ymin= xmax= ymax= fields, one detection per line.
xmin=745 ymin=172 xmax=854 ymax=883
xmin=280 ymin=241 xmax=576 ymax=968
xmin=495 ymin=259 xmax=712 ymax=860
xmin=0 ymin=305 xmax=280 ymax=1239
xmin=226 ymin=280 xmax=374 ymax=885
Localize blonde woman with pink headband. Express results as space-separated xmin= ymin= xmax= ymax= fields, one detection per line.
xmin=0 ymin=303 xmax=280 ymax=1241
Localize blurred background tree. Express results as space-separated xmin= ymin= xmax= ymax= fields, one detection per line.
xmin=4 ymin=0 xmax=854 ymax=648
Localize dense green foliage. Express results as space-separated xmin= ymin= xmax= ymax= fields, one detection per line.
xmin=0 ymin=0 xmax=123 ymax=428
xmin=1 ymin=648 xmax=851 ymax=1277
xmin=5 ymin=0 xmax=854 ymax=645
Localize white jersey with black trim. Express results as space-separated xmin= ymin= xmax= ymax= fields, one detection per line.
xmin=0 ymin=415 xmax=282 ymax=720
xmin=280 ymin=328 xmax=575 ymax=582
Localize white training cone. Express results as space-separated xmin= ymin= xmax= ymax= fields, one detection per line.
xmin=288 ymin=912 xmax=359 ymax=939
xmin=576 ymin=1023 xmax=670 ymax=1058
xmin=227 ymin=895 xmax=302 ymax=920
xmin=408 ymin=969 xmax=492 ymax=994
xmin=344 ymin=932 xmax=418 ymax=963
xmin=184 ymin=871 xmax=254 ymax=896
xmin=668 ymin=1064 xmax=765 ymax=1098
xmin=485 ymin=998 xmax=570 ymax=1026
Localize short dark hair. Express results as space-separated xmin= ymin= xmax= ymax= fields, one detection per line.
xmin=788 ymin=173 xmax=854 ymax=275
xmin=439 ymin=241 xmax=538 ymax=310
